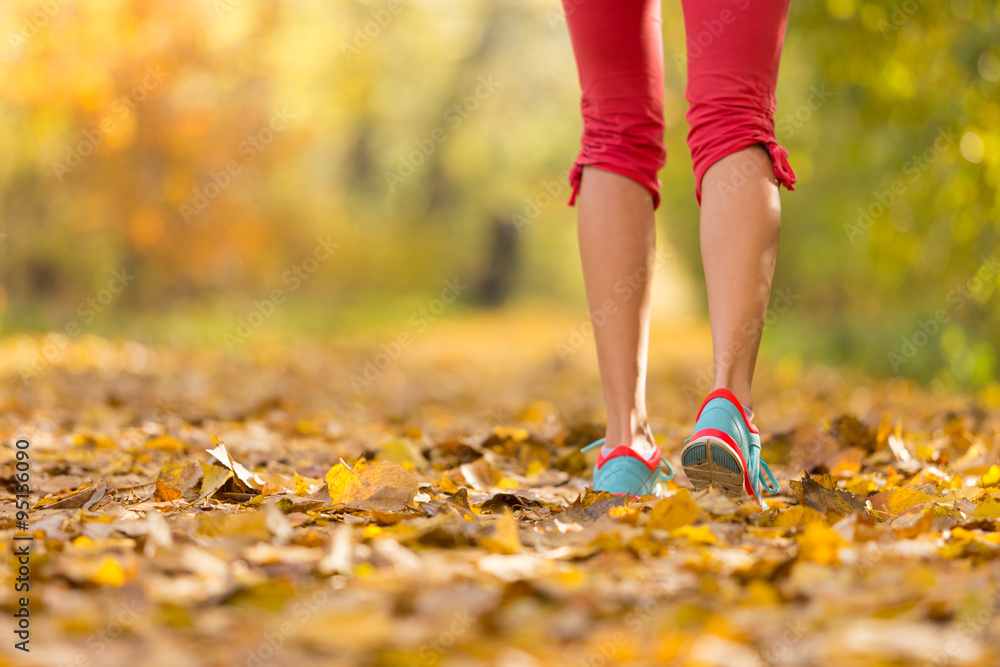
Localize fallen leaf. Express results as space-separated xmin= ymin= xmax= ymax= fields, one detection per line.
xmin=648 ymin=489 xmax=702 ymax=532
xmin=206 ymin=440 xmax=265 ymax=491
xmin=192 ymin=462 xmax=233 ymax=504
xmin=325 ymin=457 xmax=418 ymax=510
xmin=155 ymin=459 xmax=203 ymax=495
xmin=145 ymin=435 xmax=187 ymax=453
xmin=796 ymin=522 xmax=847 ymax=565
xmin=153 ymin=480 xmax=184 ymax=503
xmin=790 ymin=473 xmax=867 ymax=516
xmin=868 ymin=487 xmax=939 ymax=519
xmin=479 ymin=509 xmax=522 ymax=554
xmin=37 ymin=481 xmax=108 ymax=510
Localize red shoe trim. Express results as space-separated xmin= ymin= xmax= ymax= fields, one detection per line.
xmin=695 ymin=388 xmax=759 ymax=434
xmin=595 ymin=445 xmax=661 ymax=472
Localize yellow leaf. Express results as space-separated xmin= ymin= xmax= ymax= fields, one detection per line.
xmin=669 ymin=524 xmax=717 ymax=545
xmin=772 ymin=505 xmax=827 ymax=528
xmin=91 ymin=557 xmax=125 ymax=587
xmin=294 ymin=471 xmax=311 ymax=496
xmin=144 ymin=435 xmax=186 ymax=453
xmin=295 ymin=420 xmax=323 ymax=436
xmin=480 ymin=510 xmax=522 ymax=554
xmin=868 ymin=487 xmax=938 ymax=518
xmin=981 ymin=465 xmax=1000 ymax=488
xmin=648 ymin=489 xmax=702 ymax=532
xmin=437 ymin=473 xmax=458 ymax=494
xmin=72 ymin=535 xmax=95 ymax=548
xmin=492 ymin=426 xmax=529 ymax=442
xmin=525 ymin=460 xmax=546 ymax=478
xmin=973 ymin=498 xmax=1000 ymax=521
xmin=194 ymin=462 xmax=233 ymax=504
xmin=325 ymin=456 xmax=418 ymax=510
xmin=156 ymin=459 xmax=202 ymax=493
xmin=496 ymin=476 xmax=520 ymax=490
xmin=796 ymin=522 xmax=847 ymax=565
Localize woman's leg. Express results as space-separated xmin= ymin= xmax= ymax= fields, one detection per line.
xmin=577 ymin=168 xmax=656 ymax=451
xmin=700 ymin=148 xmax=781 ymax=410
xmin=678 ymin=0 xmax=793 ymax=506
xmin=681 ymin=0 xmax=795 ymax=410
xmin=563 ymin=0 xmax=666 ymax=451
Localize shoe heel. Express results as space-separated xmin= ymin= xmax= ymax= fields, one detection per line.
xmin=681 ymin=435 xmax=750 ymax=501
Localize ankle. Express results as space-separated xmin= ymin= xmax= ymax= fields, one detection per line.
xmin=710 ymin=380 xmax=752 ymax=412
xmin=603 ymin=420 xmax=655 ymax=452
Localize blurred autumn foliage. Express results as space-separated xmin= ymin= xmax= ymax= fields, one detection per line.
xmin=1 ymin=0 xmax=999 ymax=385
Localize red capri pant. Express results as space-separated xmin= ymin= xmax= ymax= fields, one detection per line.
xmin=563 ymin=0 xmax=796 ymax=208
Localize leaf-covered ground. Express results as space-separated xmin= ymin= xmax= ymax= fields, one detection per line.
xmin=3 ymin=311 xmax=1000 ymax=667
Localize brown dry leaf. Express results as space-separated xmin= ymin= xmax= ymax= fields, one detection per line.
xmin=830 ymin=414 xmax=878 ymax=453
xmin=648 ymin=489 xmax=702 ymax=532
xmin=325 ymin=456 xmax=418 ymax=511
xmin=206 ymin=439 xmax=265 ymax=492
xmin=790 ymin=473 xmax=867 ymax=515
xmin=37 ymin=481 xmax=108 ymax=510
xmin=459 ymin=458 xmax=500 ymax=490
xmin=153 ymin=480 xmax=184 ymax=503
xmin=890 ymin=508 xmax=934 ymax=538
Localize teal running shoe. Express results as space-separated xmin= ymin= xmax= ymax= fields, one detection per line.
xmin=680 ymin=388 xmax=779 ymax=510
xmin=582 ymin=438 xmax=675 ymax=498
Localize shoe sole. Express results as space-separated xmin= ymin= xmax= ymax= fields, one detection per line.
xmin=680 ymin=433 xmax=765 ymax=509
